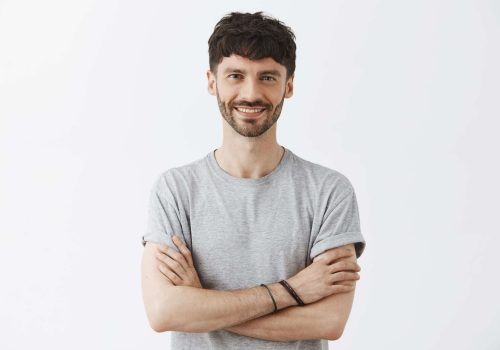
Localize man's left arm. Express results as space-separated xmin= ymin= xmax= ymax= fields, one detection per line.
xmin=158 ymin=238 xmax=360 ymax=341
xmin=224 ymin=181 xmax=365 ymax=340
xmin=224 ymin=244 xmax=358 ymax=341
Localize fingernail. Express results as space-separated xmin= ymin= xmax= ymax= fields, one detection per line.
xmin=172 ymin=235 xmax=178 ymax=241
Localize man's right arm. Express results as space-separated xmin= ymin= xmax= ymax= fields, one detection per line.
xmin=141 ymin=241 xmax=298 ymax=333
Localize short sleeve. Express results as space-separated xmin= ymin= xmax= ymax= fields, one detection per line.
xmin=310 ymin=182 xmax=366 ymax=260
xmin=141 ymin=174 xmax=183 ymax=250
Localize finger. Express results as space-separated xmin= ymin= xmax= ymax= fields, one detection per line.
xmin=157 ymin=264 xmax=182 ymax=286
xmin=156 ymin=251 xmax=186 ymax=276
xmin=157 ymin=244 xmax=168 ymax=253
xmin=336 ymin=260 xmax=361 ymax=272
xmin=330 ymin=284 xmax=355 ymax=294
xmin=323 ymin=248 xmax=354 ymax=265
xmin=158 ymin=243 xmax=190 ymax=271
xmin=172 ymin=235 xmax=194 ymax=267
xmin=168 ymin=236 xmax=190 ymax=269
xmin=330 ymin=271 xmax=360 ymax=284
xmin=156 ymin=264 xmax=174 ymax=284
xmin=332 ymin=257 xmax=361 ymax=272
xmin=329 ymin=260 xmax=360 ymax=274
xmin=333 ymin=280 xmax=357 ymax=287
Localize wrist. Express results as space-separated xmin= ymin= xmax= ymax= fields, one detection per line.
xmin=267 ymin=282 xmax=297 ymax=310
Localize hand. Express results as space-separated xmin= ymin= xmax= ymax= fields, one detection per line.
xmin=287 ymin=245 xmax=361 ymax=304
xmin=155 ymin=235 xmax=203 ymax=288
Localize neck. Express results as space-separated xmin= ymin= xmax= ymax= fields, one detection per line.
xmin=214 ymin=132 xmax=285 ymax=180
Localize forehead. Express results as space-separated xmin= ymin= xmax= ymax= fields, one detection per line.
xmin=217 ymin=54 xmax=286 ymax=75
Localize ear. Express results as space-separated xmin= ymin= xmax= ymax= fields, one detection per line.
xmin=284 ymin=74 xmax=294 ymax=98
xmin=207 ymin=69 xmax=216 ymax=96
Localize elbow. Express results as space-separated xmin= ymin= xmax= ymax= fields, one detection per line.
xmin=146 ymin=300 xmax=176 ymax=333
xmin=148 ymin=307 xmax=208 ymax=334
xmin=149 ymin=318 xmax=170 ymax=333
xmin=144 ymin=288 xmax=209 ymax=333
xmin=144 ymin=285 xmax=187 ymax=332
xmin=326 ymin=327 xmax=344 ymax=341
xmin=149 ymin=322 xmax=166 ymax=333
xmin=325 ymin=319 xmax=347 ymax=341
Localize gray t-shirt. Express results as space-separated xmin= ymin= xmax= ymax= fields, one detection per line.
xmin=142 ymin=146 xmax=366 ymax=350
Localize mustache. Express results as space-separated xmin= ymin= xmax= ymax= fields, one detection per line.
xmin=231 ymin=100 xmax=272 ymax=109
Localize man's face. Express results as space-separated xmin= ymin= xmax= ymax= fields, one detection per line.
xmin=207 ymin=54 xmax=294 ymax=138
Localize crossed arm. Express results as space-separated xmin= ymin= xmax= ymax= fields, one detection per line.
xmin=141 ymin=239 xmax=359 ymax=341
xmin=223 ymin=278 xmax=357 ymax=341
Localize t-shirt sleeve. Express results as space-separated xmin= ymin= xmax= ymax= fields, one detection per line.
xmin=310 ymin=180 xmax=366 ymax=260
xmin=141 ymin=173 xmax=184 ymax=250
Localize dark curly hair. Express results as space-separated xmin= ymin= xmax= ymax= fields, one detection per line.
xmin=208 ymin=11 xmax=296 ymax=79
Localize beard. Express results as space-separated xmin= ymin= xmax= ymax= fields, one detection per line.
xmin=216 ymin=88 xmax=285 ymax=138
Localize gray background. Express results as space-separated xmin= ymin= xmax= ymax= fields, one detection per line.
xmin=1 ymin=0 xmax=499 ymax=349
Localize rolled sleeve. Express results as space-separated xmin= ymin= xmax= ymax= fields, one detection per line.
xmin=141 ymin=174 xmax=183 ymax=250
xmin=310 ymin=184 xmax=366 ymax=260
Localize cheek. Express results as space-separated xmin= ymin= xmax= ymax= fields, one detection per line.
xmin=269 ymin=95 xmax=284 ymax=108
xmin=217 ymin=89 xmax=234 ymax=104
xmin=268 ymin=86 xmax=286 ymax=104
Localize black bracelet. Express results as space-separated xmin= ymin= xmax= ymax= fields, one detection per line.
xmin=279 ymin=280 xmax=305 ymax=306
xmin=260 ymin=284 xmax=278 ymax=312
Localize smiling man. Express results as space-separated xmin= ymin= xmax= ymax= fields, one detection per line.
xmin=141 ymin=11 xmax=366 ymax=350
xmin=214 ymin=55 xmax=290 ymax=138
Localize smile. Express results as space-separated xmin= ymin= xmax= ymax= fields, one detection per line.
xmin=233 ymin=106 xmax=267 ymax=118
xmin=234 ymin=107 xmax=266 ymax=113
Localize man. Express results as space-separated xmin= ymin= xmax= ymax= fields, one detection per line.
xmin=141 ymin=11 xmax=366 ymax=349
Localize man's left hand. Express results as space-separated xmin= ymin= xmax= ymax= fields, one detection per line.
xmin=155 ymin=235 xmax=203 ymax=288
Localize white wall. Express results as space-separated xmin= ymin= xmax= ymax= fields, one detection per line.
xmin=1 ymin=0 xmax=499 ymax=349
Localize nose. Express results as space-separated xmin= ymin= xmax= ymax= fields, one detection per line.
xmin=238 ymin=77 xmax=264 ymax=103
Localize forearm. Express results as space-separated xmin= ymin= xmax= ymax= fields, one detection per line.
xmin=150 ymin=239 xmax=359 ymax=338
xmin=224 ymin=284 xmax=356 ymax=341
xmin=224 ymin=301 xmax=327 ymax=341
xmin=158 ymin=282 xmax=297 ymax=333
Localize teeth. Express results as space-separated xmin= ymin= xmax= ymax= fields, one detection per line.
xmin=236 ymin=107 xmax=265 ymax=113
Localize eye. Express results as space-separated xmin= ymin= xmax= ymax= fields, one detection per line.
xmin=261 ymin=76 xmax=276 ymax=81
xmin=228 ymin=74 xmax=243 ymax=79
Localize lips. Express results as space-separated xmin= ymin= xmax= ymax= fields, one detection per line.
xmin=233 ymin=106 xmax=267 ymax=118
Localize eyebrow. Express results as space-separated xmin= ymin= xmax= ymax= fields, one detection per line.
xmin=222 ymin=68 xmax=282 ymax=77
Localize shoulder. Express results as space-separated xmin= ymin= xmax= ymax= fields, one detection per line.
xmin=288 ymin=150 xmax=355 ymax=196
xmin=154 ymin=153 xmax=208 ymax=188
xmin=150 ymin=152 xmax=209 ymax=203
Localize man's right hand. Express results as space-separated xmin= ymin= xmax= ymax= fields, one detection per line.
xmin=286 ymin=244 xmax=361 ymax=305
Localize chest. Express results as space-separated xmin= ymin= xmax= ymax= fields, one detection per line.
xmin=189 ymin=186 xmax=315 ymax=289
